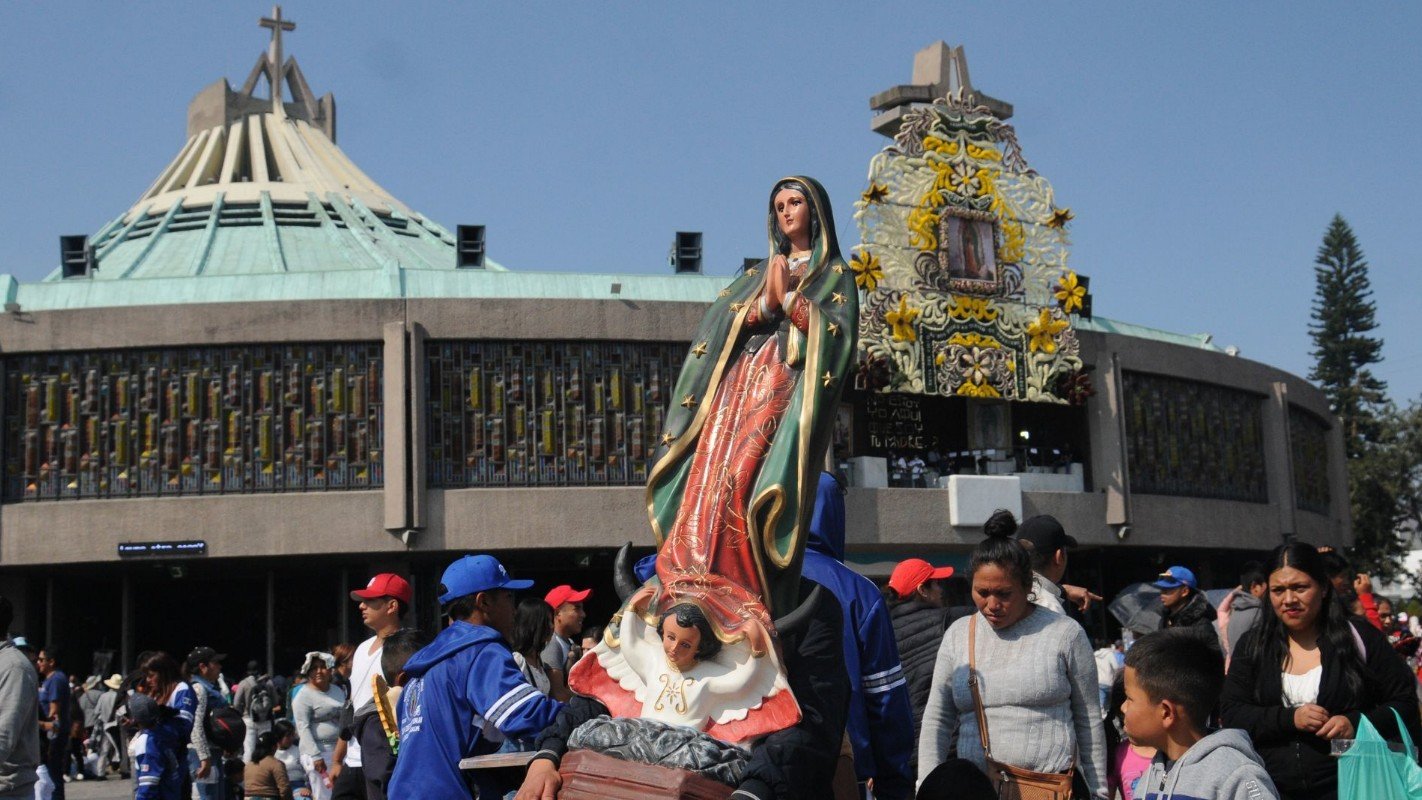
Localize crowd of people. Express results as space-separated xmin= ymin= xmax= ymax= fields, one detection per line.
xmin=3 ymin=497 xmax=1422 ymax=799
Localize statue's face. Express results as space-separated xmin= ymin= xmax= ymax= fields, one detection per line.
xmin=773 ymin=188 xmax=810 ymax=244
xmin=661 ymin=615 xmax=702 ymax=671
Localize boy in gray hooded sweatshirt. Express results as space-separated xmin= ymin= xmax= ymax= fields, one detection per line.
xmin=1121 ymin=629 xmax=1278 ymax=800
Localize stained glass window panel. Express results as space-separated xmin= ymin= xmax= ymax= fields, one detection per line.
xmin=426 ymin=341 xmax=686 ymax=487
xmin=1122 ymin=371 xmax=1267 ymax=503
xmin=3 ymin=344 xmax=384 ymax=501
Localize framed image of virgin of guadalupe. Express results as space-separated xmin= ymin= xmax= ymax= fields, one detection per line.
xmin=937 ymin=208 xmax=1001 ymax=293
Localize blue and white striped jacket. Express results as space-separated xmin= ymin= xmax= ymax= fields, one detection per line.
xmin=389 ymin=620 xmax=563 ymax=798
xmin=802 ymin=472 xmax=915 ymax=800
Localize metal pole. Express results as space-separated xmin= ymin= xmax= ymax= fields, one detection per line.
xmin=266 ymin=569 xmax=276 ymax=675
xmin=44 ymin=576 xmax=53 ymax=651
xmin=121 ymin=573 xmax=133 ymax=671
xmin=338 ymin=567 xmax=350 ymax=644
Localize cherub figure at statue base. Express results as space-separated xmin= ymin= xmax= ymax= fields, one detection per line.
xmin=569 ymin=591 xmax=800 ymax=746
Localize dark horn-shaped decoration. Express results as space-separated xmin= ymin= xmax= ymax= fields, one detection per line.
xmin=613 ymin=541 xmax=641 ymax=603
xmin=773 ymin=583 xmax=823 ymax=639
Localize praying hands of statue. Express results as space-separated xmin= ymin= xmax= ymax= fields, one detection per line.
xmin=763 ymin=254 xmax=791 ymax=313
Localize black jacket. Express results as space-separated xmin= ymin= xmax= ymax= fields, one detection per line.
xmin=353 ymin=702 xmax=394 ymax=800
xmin=1161 ymin=591 xmax=1220 ymax=653
xmin=1221 ymin=618 xmax=1422 ymax=799
xmin=533 ymin=579 xmax=850 ymax=800
xmin=888 ymin=600 xmax=947 ymax=742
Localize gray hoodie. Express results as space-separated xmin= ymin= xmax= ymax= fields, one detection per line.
xmin=1225 ymin=591 xmax=1264 ymax=657
xmin=0 ymin=637 xmax=39 ymax=798
xmin=1135 ymin=729 xmax=1278 ymax=800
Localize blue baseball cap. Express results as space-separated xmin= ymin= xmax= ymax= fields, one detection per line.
xmin=437 ymin=555 xmax=532 ymax=604
xmin=1153 ymin=566 xmax=1197 ymax=591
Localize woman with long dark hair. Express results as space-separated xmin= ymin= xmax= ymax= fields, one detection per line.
xmin=507 ymin=598 xmax=555 ymax=701
xmin=917 ymin=510 xmax=1106 ymax=798
xmin=137 ymin=652 xmax=196 ymax=800
xmin=1221 ymin=542 xmax=1420 ymax=800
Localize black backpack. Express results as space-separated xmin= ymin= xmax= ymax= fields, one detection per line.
xmin=205 ymin=705 xmax=246 ymax=755
xmin=246 ymin=678 xmax=278 ymax=723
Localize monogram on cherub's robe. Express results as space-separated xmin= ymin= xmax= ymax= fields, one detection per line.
xmin=566 ymin=588 xmax=799 ymax=747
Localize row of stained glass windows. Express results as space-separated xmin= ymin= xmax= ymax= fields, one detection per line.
xmin=1122 ymin=371 xmax=1268 ymax=503
xmin=4 ymin=344 xmax=1329 ymax=509
xmin=2 ymin=344 xmax=384 ymax=501
xmin=425 ymin=340 xmax=687 ymax=487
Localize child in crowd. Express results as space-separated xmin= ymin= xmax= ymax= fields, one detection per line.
xmin=353 ymin=627 xmax=430 ymax=800
xmin=1121 ymin=629 xmax=1278 ymax=800
xmin=1105 ymin=674 xmax=1155 ymax=800
xmin=243 ymin=730 xmax=293 ymax=800
xmin=130 ymin=693 xmax=184 ymax=800
xmin=271 ymin=720 xmax=310 ymax=798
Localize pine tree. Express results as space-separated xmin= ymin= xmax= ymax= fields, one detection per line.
xmin=1308 ymin=215 xmax=1402 ymax=576
xmin=1309 ymin=215 xmax=1387 ymax=454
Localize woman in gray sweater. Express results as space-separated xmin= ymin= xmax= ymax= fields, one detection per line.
xmin=291 ymin=652 xmax=345 ymax=800
xmin=917 ymin=515 xmax=1107 ymax=798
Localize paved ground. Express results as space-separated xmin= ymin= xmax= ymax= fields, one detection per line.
xmin=56 ymin=778 xmax=132 ymax=800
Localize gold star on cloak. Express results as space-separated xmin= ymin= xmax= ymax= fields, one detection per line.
xmin=827 ymin=322 xmax=840 ymax=337
xmin=718 ymin=288 xmax=732 ymax=298
xmin=680 ymin=394 xmax=697 ymax=409
xmin=821 ymin=371 xmax=834 ymax=387
xmin=831 ymin=292 xmax=847 ymax=305
xmin=691 ymin=342 xmax=708 ymax=358
xmin=745 ymin=268 xmax=758 ymax=276
xmin=1046 ymin=207 xmax=1074 ymax=229
xmin=730 ymin=302 xmax=746 ymax=313
xmin=660 ymin=432 xmax=677 ymax=446
xmin=832 ymin=263 xmax=844 ymax=274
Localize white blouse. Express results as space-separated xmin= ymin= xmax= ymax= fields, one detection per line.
xmin=1281 ymin=665 xmax=1322 ymax=707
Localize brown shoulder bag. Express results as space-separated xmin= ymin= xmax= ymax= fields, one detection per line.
xmin=967 ymin=614 xmax=1076 ymax=800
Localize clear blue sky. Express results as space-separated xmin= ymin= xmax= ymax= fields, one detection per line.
xmin=3 ymin=3 xmax=1419 ymax=402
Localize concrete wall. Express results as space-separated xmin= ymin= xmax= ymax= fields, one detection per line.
xmin=0 ymin=298 xmax=1347 ymax=570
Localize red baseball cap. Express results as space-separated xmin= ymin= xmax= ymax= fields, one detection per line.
xmin=888 ymin=559 xmax=955 ymax=597
xmin=544 ymin=585 xmax=591 ymax=608
xmin=350 ymin=573 xmax=412 ymax=605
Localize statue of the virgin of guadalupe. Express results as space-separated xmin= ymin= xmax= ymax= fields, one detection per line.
xmin=568 ymin=176 xmax=858 ymax=746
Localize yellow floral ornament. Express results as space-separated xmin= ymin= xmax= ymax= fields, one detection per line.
xmin=861 ymin=183 xmax=889 ymax=204
xmin=1026 ymin=308 xmax=1069 ymax=354
xmin=886 ymin=296 xmax=920 ymax=342
xmin=1054 ymin=271 xmax=1087 ymax=314
xmin=1046 ymin=207 xmax=1074 ymax=229
xmin=850 ymin=250 xmax=883 ymax=292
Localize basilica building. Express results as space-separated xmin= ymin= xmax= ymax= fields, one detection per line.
xmin=0 ymin=16 xmax=1345 ymax=673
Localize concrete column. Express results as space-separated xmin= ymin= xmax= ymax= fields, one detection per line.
xmin=44 ymin=576 xmax=53 ymax=650
xmin=121 ymin=574 xmax=133 ymax=671
xmin=382 ymin=322 xmax=409 ymax=532
xmin=408 ymin=323 xmax=428 ymax=531
xmin=265 ymin=569 xmax=275 ymax=675
xmin=1327 ymin=418 xmax=1352 ymax=548
xmin=1090 ymin=351 xmax=1131 ymax=528
xmin=1264 ymin=382 xmax=1298 ymax=541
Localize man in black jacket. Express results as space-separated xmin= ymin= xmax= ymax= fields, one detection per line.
xmin=514 ymin=579 xmax=849 ymax=800
xmin=884 ymin=558 xmax=953 ymax=773
xmin=1155 ymin=566 xmax=1220 ymax=653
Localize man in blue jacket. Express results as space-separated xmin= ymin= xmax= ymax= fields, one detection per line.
xmin=802 ymin=472 xmax=914 ymax=800
xmin=388 ymin=555 xmax=563 ymax=799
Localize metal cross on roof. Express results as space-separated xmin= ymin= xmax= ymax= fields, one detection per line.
xmin=259 ymin=5 xmax=296 ymax=111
